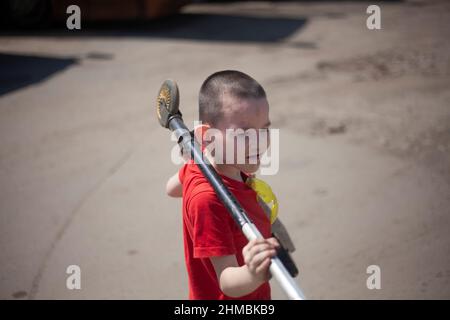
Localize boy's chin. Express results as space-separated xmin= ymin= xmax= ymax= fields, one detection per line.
xmin=236 ymin=163 xmax=260 ymax=174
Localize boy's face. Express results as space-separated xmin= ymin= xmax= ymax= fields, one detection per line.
xmin=211 ymin=94 xmax=271 ymax=174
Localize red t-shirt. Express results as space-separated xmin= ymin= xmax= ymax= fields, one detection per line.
xmin=178 ymin=161 xmax=272 ymax=300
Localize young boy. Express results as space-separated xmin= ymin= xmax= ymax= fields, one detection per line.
xmin=166 ymin=70 xmax=279 ymax=300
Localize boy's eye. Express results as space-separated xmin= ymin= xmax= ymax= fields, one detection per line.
xmin=231 ymin=128 xmax=270 ymax=137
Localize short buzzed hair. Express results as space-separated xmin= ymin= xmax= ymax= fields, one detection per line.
xmin=199 ymin=70 xmax=266 ymax=126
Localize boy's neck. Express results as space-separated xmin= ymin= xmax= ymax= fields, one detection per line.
xmin=215 ymin=164 xmax=243 ymax=182
xmin=205 ymin=152 xmax=243 ymax=182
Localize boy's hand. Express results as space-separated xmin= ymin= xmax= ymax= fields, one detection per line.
xmin=242 ymin=237 xmax=280 ymax=283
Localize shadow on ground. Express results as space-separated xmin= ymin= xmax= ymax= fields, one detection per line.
xmin=0 ymin=12 xmax=311 ymax=95
xmin=0 ymin=13 xmax=308 ymax=44
xmin=0 ymin=53 xmax=78 ymax=96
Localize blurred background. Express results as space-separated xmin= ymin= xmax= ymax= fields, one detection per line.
xmin=0 ymin=0 xmax=449 ymax=299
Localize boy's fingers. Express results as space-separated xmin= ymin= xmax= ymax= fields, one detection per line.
xmin=254 ymin=238 xmax=268 ymax=245
xmin=243 ymin=239 xmax=270 ymax=257
xmin=245 ymin=245 xmax=259 ymax=265
xmin=266 ymin=237 xmax=280 ymax=248
xmin=245 ymin=239 xmax=265 ymax=249
xmin=242 ymin=239 xmax=254 ymax=254
xmin=249 ymin=248 xmax=276 ymax=270
xmin=243 ymin=239 xmax=260 ymax=256
xmin=243 ymin=240 xmax=256 ymax=264
xmin=243 ymin=238 xmax=279 ymax=266
xmin=255 ymin=257 xmax=272 ymax=276
xmin=248 ymin=243 xmax=273 ymax=260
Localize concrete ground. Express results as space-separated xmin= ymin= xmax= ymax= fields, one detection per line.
xmin=0 ymin=0 xmax=449 ymax=299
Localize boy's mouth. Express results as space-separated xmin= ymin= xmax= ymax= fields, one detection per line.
xmin=246 ymin=154 xmax=261 ymax=161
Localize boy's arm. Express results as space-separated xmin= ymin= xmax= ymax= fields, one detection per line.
xmin=210 ymin=238 xmax=279 ymax=298
xmin=166 ymin=172 xmax=182 ymax=198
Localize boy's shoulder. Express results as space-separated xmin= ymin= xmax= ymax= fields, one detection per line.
xmin=179 ymin=162 xmax=217 ymax=201
xmin=183 ymin=179 xmax=237 ymax=234
xmin=178 ymin=161 xmax=197 ymax=183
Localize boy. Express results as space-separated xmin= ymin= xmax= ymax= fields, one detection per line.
xmin=166 ymin=70 xmax=279 ymax=300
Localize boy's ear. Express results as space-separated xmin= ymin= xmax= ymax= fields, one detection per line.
xmin=193 ymin=124 xmax=212 ymax=153
xmin=193 ymin=123 xmax=210 ymax=143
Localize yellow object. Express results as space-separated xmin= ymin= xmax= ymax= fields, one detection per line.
xmin=246 ymin=177 xmax=279 ymax=224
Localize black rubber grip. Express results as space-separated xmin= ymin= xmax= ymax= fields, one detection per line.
xmin=275 ymin=241 xmax=299 ymax=278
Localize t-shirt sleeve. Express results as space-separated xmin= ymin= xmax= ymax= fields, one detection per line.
xmin=187 ymin=192 xmax=236 ymax=258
